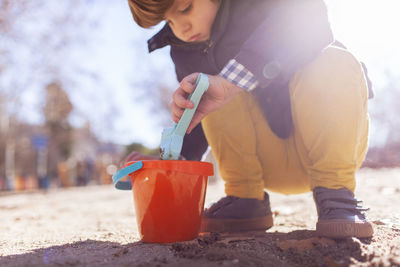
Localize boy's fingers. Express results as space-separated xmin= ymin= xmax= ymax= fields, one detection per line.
xmin=172 ymin=113 xmax=180 ymax=123
xmin=173 ymin=87 xmax=194 ymax=109
xmin=171 ymin=72 xmax=203 ymax=129
xmin=181 ymin=72 xmax=199 ymax=86
xmin=170 ymin=102 xmax=184 ymax=121
xmin=180 ymin=72 xmax=200 ymax=93
xmin=187 ymin=111 xmax=206 ymax=134
xmin=180 ymin=80 xmax=194 ymax=94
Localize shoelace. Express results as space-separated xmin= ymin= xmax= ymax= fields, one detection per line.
xmin=314 ymin=187 xmax=369 ymax=218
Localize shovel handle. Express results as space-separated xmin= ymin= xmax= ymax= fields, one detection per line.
xmin=174 ymin=73 xmax=209 ymax=136
xmin=112 ymin=161 xmax=143 ymax=190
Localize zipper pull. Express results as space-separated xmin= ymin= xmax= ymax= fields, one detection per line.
xmin=203 ymin=40 xmax=213 ymax=53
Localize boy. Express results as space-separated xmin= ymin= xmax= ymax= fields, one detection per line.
xmin=127 ymin=0 xmax=373 ymax=238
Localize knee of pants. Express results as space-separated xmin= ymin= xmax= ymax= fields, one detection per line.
xmin=289 ymin=46 xmax=369 ymax=189
xmin=202 ymin=92 xmax=266 ymax=199
xmin=203 ymin=90 xmax=311 ymax=196
xmin=202 ymin=91 xmax=259 ymax=156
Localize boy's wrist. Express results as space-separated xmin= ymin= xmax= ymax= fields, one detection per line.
xmin=214 ymin=74 xmax=243 ymax=102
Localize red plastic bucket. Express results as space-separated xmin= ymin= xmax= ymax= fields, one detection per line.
xmin=118 ymin=160 xmax=213 ymax=243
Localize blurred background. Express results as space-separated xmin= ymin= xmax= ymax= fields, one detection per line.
xmin=0 ymin=0 xmax=399 ymax=192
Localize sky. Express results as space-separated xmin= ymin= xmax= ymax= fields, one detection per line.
xmin=325 ymin=0 xmax=400 ymax=80
xmin=6 ymin=0 xmax=400 ymax=149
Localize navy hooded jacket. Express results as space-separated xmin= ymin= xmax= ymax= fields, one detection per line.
xmin=146 ymin=0 xmax=335 ymax=160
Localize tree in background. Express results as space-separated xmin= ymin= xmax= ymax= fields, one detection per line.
xmin=0 ymin=93 xmax=7 ymax=179
xmin=44 ymin=82 xmax=73 ymax=179
xmin=0 ymin=0 xmax=101 ymax=184
xmin=0 ymin=0 xmax=30 ymax=182
xmin=364 ymin=72 xmax=400 ymax=167
xmin=371 ymin=72 xmax=400 ymax=146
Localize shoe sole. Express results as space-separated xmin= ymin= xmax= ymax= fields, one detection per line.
xmin=199 ymin=213 xmax=273 ymax=233
xmin=316 ymin=220 xmax=374 ymax=238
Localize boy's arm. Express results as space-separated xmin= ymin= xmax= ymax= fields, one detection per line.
xmin=221 ymin=0 xmax=333 ymax=91
xmin=171 ymin=0 xmax=333 ymax=138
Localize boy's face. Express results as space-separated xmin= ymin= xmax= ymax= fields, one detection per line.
xmin=164 ymin=0 xmax=220 ymax=43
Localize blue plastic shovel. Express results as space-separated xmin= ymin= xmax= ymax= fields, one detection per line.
xmin=160 ymin=73 xmax=209 ymax=160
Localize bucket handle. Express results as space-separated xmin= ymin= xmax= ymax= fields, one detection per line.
xmin=112 ymin=161 xmax=143 ymax=190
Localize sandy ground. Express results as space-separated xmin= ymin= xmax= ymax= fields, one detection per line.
xmin=1 ymin=168 xmax=400 ymax=267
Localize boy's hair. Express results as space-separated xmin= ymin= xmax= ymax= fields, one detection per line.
xmin=128 ymin=0 xmax=173 ymax=28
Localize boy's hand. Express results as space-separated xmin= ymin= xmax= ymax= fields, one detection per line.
xmin=170 ymin=73 xmax=243 ymax=134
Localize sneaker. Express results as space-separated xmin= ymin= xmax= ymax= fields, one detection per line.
xmin=200 ymin=192 xmax=273 ymax=233
xmin=313 ymin=187 xmax=373 ymax=238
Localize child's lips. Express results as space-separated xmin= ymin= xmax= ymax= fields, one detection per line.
xmin=188 ymin=34 xmax=201 ymax=42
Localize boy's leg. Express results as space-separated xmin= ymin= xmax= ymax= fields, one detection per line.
xmin=247 ymin=94 xmax=310 ymax=195
xmin=200 ymin=88 xmax=310 ymax=232
xmin=202 ymin=91 xmax=310 ymax=199
xmin=200 ymin=91 xmax=272 ymax=232
xmin=200 ymin=46 xmax=371 ymax=236
xmin=289 ymin=46 xmax=372 ymax=237
xmin=290 ymin=46 xmax=369 ymax=192
xmin=202 ymin=91 xmax=266 ymax=201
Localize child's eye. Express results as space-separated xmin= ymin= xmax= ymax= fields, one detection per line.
xmin=179 ymin=3 xmax=192 ymax=14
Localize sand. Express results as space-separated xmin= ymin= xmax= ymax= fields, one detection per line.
xmin=1 ymin=168 xmax=399 ymax=266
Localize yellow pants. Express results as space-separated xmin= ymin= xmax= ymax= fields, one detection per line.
xmin=202 ymin=47 xmax=370 ymax=200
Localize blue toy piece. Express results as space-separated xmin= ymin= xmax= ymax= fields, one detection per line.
xmin=160 ymin=73 xmax=209 ymax=160
xmin=112 ymin=161 xmax=143 ymax=190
